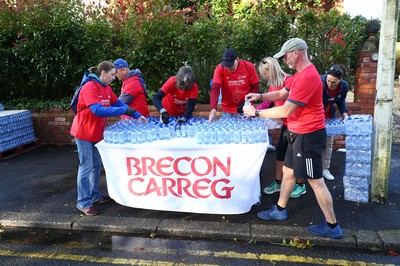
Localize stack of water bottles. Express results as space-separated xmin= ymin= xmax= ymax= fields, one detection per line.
xmin=0 ymin=110 xmax=37 ymax=152
xmin=103 ymin=116 xmax=269 ymax=145
xmin=343 ymin=115 xmax=373 ymax=203
xmin=325 ymin=118 xmax=346 ymax=136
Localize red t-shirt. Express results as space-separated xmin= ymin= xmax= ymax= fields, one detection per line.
xmin=160 ymin=76 xmax=198 ymax=116
xmin=212 ymin=60 xmax=260 ymax=113
xmin=324 ymin=86 xmax=340 ymax=118
xmin=286 ymin=64 xmax=325 ymax=134
xmin=120 ymin=75 xmax=149 ymax=119
xmin=70 ymin=80 xmax=118 ymax=142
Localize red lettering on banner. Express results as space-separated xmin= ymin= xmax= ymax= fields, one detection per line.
xmin=162 ymin=178 xmax=180 ymax=197
xmin=156 ymin=157 xmax=174 ymax=176
xmin=211 ymin=179 xmax=234 ymax=199
xmin=213 ymin=157 xmax=230 ymax=176
xmin=126 ymin=156 xmax=231 ymax=177
xmin=128 ymin=177 xmax=144 ymax=196
xmin=126 ymin=155 xmax=233 ymax=199
xmin=191 ymin=156 xmax=211 ymax=176
xmin=174 ymin=157 xmax=191 ymax=176
xmin=145 ymin=178 xmax=162 ymax=196
xmin=192 ymin=178 xmax=211 ymax=198
xmin=127 ymin=177 xmax=234 ymax=199
xmin=178 ymin=178 xmax=196 ymax=198
xmin=142 ymin=157 xmax=158 ymax=176
xmin=126 ymin=157 xmax=141 ymax=176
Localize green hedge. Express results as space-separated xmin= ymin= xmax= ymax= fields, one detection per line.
xmin=0 ymin=0 xmax=368 ymax=110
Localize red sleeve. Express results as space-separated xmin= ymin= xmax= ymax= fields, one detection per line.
xmin=210 ymin=82 xmax=221 ymax=110
xmin=212 ymin=64 xmax=224 ymax=85
xmin=160 ymin=76 xmax=176 ymax=94
xmin=189 ymin=83 xmax=199 ymax=99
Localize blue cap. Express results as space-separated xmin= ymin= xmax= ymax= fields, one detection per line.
xmin=113 ymin=58 xmax=129 ymax=69
xmin=221 ymin=49 xmax=237 ymax=67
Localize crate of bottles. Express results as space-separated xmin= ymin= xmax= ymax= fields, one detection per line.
xmin=343 ymin=115 xmax=372 ymax=203
xmin=325 ymin=118 xmax=346 ymax=136
xmin=0 ymin=110 xmax=37 ymax=154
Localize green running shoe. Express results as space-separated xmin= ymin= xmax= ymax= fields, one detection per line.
xmin=263 ymin=181 xmax=281 ymax=195
xmin=290 ymin=184 xmax=306 ymax=198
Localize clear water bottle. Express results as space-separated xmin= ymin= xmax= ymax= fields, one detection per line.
xmin=112 ymin=131 xmax=119 ymax=144
xmin=233 ymin=129 xmax=241 ymax=144
xmin=118 ymin=131 xmax=125 ymax=144
xmin=158 ymin=125 xmax=166 ymax=140
xmin=129 ymin=130 xmax=138 ymax=144
xmin=203 ymin=130 xmax=210 ymax=144
xmin=103 ymin=130 xmax=112 ymax=143
xmin=181 ymin=124 xmax=188 ymax=138
xmin=210 ymin=129 xmax=217 ymax=144
xmin=225 ymin=129 xmax=234 ymax=144
xmin=217 ymin=128 xmax=225 ymax=144
xmin=196 ymin=128 xmax=204 ymax=144
xmin=241 ymin=128 xmax=249 ymax=144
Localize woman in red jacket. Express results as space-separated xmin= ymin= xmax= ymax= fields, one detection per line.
xmin=70 ymin=61 xmax=146 ymax=216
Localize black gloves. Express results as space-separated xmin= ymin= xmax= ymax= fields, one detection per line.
xmin=161 ymin=111 xmax=169 ymax=124
xmin=125 ymin=107 xmax=136 ymax=116
xmin=175 ymin=117 xmax=187 ymax=131
xmin=236 ymin=101 xmax=245 ymax=114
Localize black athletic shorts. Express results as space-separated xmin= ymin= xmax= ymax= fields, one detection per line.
xmin=276 ymin=124 xmax=288 ymax=162
xmin=284 ymin=128 xmax=326 ymax=179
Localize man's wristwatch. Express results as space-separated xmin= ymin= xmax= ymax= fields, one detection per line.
xmin=255 ymin=110 xmax=260 ymax=117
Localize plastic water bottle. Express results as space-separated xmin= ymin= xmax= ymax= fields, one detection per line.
xmin=233 ymin=129 xmax=241 ymax=144
xmin=103 ymin=130 xmax=112 ymax=143
xmin=129 ymin=130 xmax=138 ymax=144
xmin=210 ymin=129 xmax=217 ymax=144
xmin=196 ymin=128 xmax=204 ymax=144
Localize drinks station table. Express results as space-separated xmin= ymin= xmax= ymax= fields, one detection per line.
xmin=96 ymin=138 xmax=268 ymax=214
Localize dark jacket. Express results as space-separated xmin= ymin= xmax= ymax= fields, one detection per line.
xmin=321 ymin=74 xmax=349 ymax=119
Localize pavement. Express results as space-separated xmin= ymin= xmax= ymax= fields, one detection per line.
xmin=0 ymin=143 xmax=399 ymax=252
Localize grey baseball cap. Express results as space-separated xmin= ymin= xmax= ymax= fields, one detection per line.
xmin=273 ymin=38 xmax=308 ymax=59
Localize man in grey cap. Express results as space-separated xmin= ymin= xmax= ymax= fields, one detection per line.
xmin=243 ymin=38 xmax=342 ymax=239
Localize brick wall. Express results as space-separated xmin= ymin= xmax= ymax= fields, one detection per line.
xmin=352 ymin=35 xmax=379 ymax=116
xmin=31 ymin=104 xmax=219 ymax=145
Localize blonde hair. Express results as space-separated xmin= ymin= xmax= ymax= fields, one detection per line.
xmin=258 ymin=57 xmax=286 ymax=88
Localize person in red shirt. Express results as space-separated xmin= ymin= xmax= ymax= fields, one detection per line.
xmin=257 ymin=57 xmax=306 ymax=199
xmin=321 ymin=65 xmax=349 ymax=180
xmin=70 ymin=61 xmax=147 ymax=216
xmin=152 ymin=66 xmax=198 ymax=125
xmin=113 ymin=58 xmax=150 ymax=119
xmin=244 ymin=38 xmax=342 ymax=239
xmin=208 ymin=48 xmax=260 ymax=122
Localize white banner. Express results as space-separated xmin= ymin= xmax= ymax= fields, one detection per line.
xmin=96 ymin=138 xmax=267 ymax=214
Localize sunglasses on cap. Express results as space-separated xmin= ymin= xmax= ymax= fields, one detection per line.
xmin=328 ymin=65 xmax=343 ymax=78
